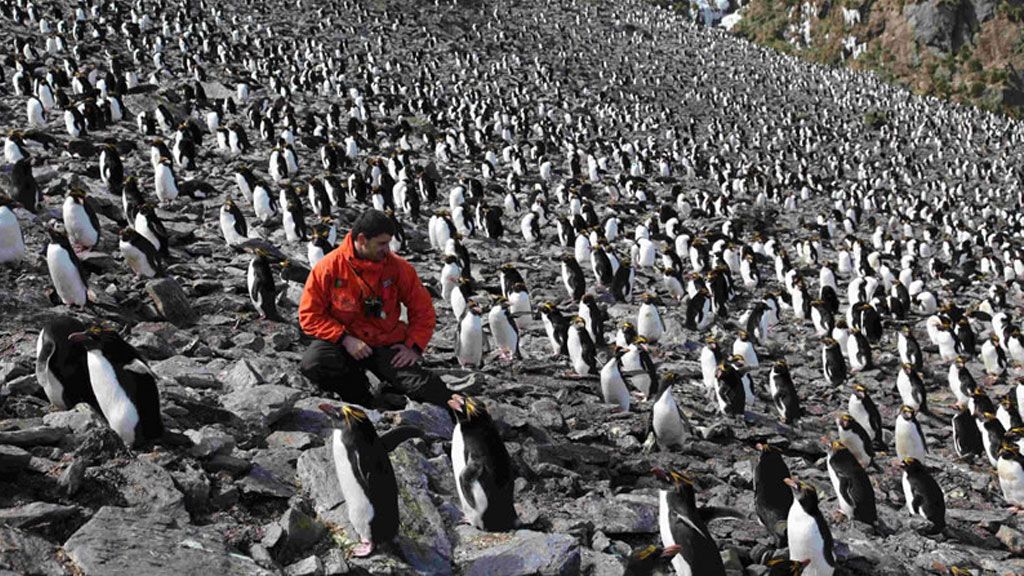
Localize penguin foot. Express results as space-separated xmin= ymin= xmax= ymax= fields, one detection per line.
xmin=832 ymin=510 xmax=848 ymax=523
xmin=351 ymin=541 xmax=374 ymax=557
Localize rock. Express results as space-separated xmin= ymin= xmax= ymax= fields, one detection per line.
xmin=42 ymin=405 xmax=104 ymax=434
xmin=394 ymin=401 xmax=455 ymax=440
xmin=576 ymin=492 xmax=657 ymax=534
xmin=296 ymin=446 xmax=344 ymax=516
xmin=152 ymin=356 xmax=224 ymax=389
xmin=0 ymin=526 xmax=64 ymax=576
xmin=0 ymin=445 xmax=31 ymax=475
xmin=219 ymin=360 xmax=267 ymax=392
xmin=0 ymin=426 xmax=67 ymax=446
xmin=120 ymin=457 xmax=188 ymax=520
xmin=454 ymin=528 xmax=580 ymax=576
xmin=267 ymin=431 xmax=319 ymax=450
xmin=391 ymin=445 xmax=453 ymax=573
xmin=271 ymin=506 xmax=326 ymax=559
xmin=238 ymin=464 xmax=297 ymax=499
xmin=64 ymin=506 xmax=274 ymax=575
xmin=321 ymin=548 xmax=349 ymax=575
xmin=146 ymin=277 xmax=198 ymax=327
xmin=185 ymin=426 xmax=237 ymax=458
xmin=0 ymin=502 xmax=80 ymax=529
xmin=531 ymin=399 xmax=565 ymax=430
xmin=222 ymin=385 xmax=302 ymax=428
xmin=59 ymin=458 xmax=87 ymax=496
xmin=204 ymin=454 xmax=252 ymax=476
xmin=997 ymin=524 xmax=1024 ymax=555
xmin=170 ymin=463 xmax=211 ymax=514
xmin=903 ymin=0 xmax=960 ymax=53
xmin=285 ymin=555 xmax=323 ymax=576
xmin=2 ymin=373 xmax=39 ymax=396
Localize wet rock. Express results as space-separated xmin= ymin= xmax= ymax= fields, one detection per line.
xmin=64 ymin=506 xmax=274 ymax=575
xmin=453 ymin=527 xmax=580 ymax=576
xmin=222 ymin=385 xmax=302 ymax=428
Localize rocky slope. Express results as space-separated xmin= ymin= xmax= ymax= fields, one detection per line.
xmin=727 ymin=0 xmax=1024 ymax=114
xmin=1 ymin=0 xmax=1024 ymax=574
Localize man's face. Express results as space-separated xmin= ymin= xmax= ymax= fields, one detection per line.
xmin=356 ymin=233 xmax=392 ymax=261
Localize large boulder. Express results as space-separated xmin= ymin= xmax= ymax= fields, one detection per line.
xmin=64 ymin=506 xmax=274 ymax=576
xmin=453 ymin=527 xmax=580 ymax=576
xmin=221 ymin=385 xmax=302 ymax=428
xmin=903 ymin=0 xmax=961 ymax=53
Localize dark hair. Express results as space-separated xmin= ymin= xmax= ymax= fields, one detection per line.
xmin=351 ymin=209 xmax=396 ymax=239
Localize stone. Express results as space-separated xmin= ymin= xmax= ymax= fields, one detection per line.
xmin=185 ymin=426 xmax=237 ymax=459
xmin=394 ymin=401 xmax=455 ymax=440
xmin=0 ymin=426 xmax=67 ymax=446
xmin=580 ymin=549 xmax=626 ymax=576
xmin=576 ymin=492 xmax=658 ymax=534
xmin=285 ymin=555 xmax=323 ymax=576
xmin=296 ymin=446 xmax=344 ymax=516
xmin=0 ymin=445 xmax=30 ymax=475
xmin=0 ymin=502 xmax=80 ymax=529
xmin=273 ymin=506 xmax=326 ymax=558
xmin=204 ymin=454 xmax=252 ymax=476
xmin=64 ymin=506 xmax=274 ymax=575
xmin=0 ymin=526 xmax=64 ymax=576
xmin=120 ymin=457 xmax=188 ymax=519
xmin=321 ymin=548 xmax=349 ymax=575
xmin=42 ymin=405 xmax=104 ymax=434
xmin=152 ymin=356 xmax=223 ymax=389
xmin=531 ymin=399 xmax=565 ymax=430
xmin=146 ymin=277 xmax=198 ymax=327
xmin=59 ymin=458 xmax=87 ymax=496
xmin=238 ymin=464 xmax=296 ymax=499
xmin=454 ymin=528 xmax=580 ymax=576
xmin=219 ymin=360 xmax=266 ymax=392
xmin=391 ymin=445 xmax=453 ymax=574
xmin=997 ymin=524 xmax=1024 ymax=555
xmin=170 ymin=463 xmax=211 ymax=514
xmin=267 ymin=431 xmax=319 ymax=450
xmin=903 ymin=0 xmax=960 ymax=53
xmin=222 ymin=385 xmax=302 ymax=428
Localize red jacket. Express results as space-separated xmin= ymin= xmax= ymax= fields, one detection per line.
xmin=299 ymin=232 xmax=436 ymax=351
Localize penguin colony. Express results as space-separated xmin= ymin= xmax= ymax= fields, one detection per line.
xmin=2 ymin=0 xmax=1024 ymax=573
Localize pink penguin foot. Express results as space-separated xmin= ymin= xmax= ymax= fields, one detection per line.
xmin=351 ymin=541 xmax=374 ymax=557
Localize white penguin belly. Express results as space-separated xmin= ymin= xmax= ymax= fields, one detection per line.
xmin=637 ymin=305 xmax=663 ymax=341
xmin=64 ymin=203 xmax=98 ymax=249
xmin=0 ymin=209 xmax=26 ymax=263
xmin=47 ymin=245 xmax=87 ymax=306
xmin=451 ymin=424 xmax=488 ymax=528
xmin=827 ymin=463 xmax=854 ymax=517
xmin=332 ymin=430 xmax=374 ymax=541
xmin=458 ymin=317 xmax=483 ymax=367
xmin=787 ymin=503 xmax=832 ymax=576
xmin=599 ymin=360 xmax=629 ymax=410
xmin=567 ymin=329 xmax=589 ymax=375
xmin=658 ymin=491 xmax=692 ymax=576
xmin=120 ymin=241 xmax=156 ymax=277
xmin=87 ymin=350 xmax=139 ymax=446
xmin=653 ymin=391 xmax=683 ymax=447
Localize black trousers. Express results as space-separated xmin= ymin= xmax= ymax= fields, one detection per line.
xmin=300 ymin=339 xmax=451 ymax=408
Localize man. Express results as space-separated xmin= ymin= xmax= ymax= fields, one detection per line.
xmin=299 ymin=209 xmax=449 ymax=407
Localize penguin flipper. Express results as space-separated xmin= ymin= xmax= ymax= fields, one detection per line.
xmin=459 ymin=459 xmax=482 ymax=511
xmin=379 ymin=426 xmax=424 ymax=453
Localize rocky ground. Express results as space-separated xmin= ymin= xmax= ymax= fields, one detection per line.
xmin=2 ymin=0 xmax=1024 ymax=574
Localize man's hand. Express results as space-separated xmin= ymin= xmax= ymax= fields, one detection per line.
xmin=390 ymin=344 xmax=421 ymax=368
xmin=342 ymin=335 xmax=373 ymax=360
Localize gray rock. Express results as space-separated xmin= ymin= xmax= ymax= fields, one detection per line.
xmin=204 ymin=454 xmax=252 ymax=476
xmin=221 ymin=385 xmax=302 ymax=428
xmin=2 ymin=374 xmax=39 ymax=397
xmin=296 ymin=446 xmax=344 ymax=516
xmin=0 ymin=526 xmax=64 ymax=576
xmin=120 ymin=457 xmax=188 ymax=519
xmin=321 ymin=548 xmax=349 ymax=575
xmin=903 ymin=0 xmax=960 ymax=53
xmin=59 ymin=458 xmax=87 ymax=496
xmin=580 ymin=549 xmax=625 ymax=576
xmin=391 ymin=445 xmax=453 ymax=574
xmin=531 ymin=399 xmax=565 ymax=430
xmin=238 ymin=464 xmax=297 ymax=499
xmin=454 ymin=527 xmax=580 ymax=576
xmin=170 ymin=463 xmax=211 ymax=514
xmin=42 ymin=405 xmax=104 ymax=434
xmin=285 ymin=555 xmax=323 ymax=576
xmin=64 ymin=506 xmax=274 ymax=576
xmin=272 ymin=506 xmax=326 ymax=558
xmin=0 ymin=502 xmax=80 ymax=529
xmin=394 ymin=401 xmax=454 ymax=440
xmin=0 ymin=426 xmax=67 ymax=447
xmin=146 ymin=277 xmax=198 ymax=327
xmin=576 ymin=492 xmax=658 ymax=534
xmin=267 ymin=431 xmax=319 ymax=450
xmin=152 ymin=356 xmax=224 ymax=389
xmin=185 ymin=426 xmax=237 ymax=459
xmin=0 ymin=445 xmax=31 ymax=475
xmin=998 ymin=524 xmax=1024 ymax=554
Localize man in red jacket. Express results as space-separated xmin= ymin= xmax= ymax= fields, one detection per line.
xmin=299 ymin=209 xmax=449 ymax=407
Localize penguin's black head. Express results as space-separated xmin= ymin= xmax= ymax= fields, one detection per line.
xmin=837 ymin=414 xmax=854 ymax=430
xmin=766 ymin=558 xmax=810 ymax=576
xmin=899 ymin=405 xmax=916 ymax=420
xmin=119 ymin=227 xmax=138 ymax=241
xmin=318 ymin=403 xmax=371 ymax=432
xmin=447 ymin=394 xmax=489 ymax=424
xmin=67 ymin=325 xmax=118 ymax=350
xmin=828 ymin=439 xmax=847 ymax=454
xmin=626 ymin=544 xmax=681 ymax=572
xmin=999 ymin=441 xmax=1020 ymax=460
xmin=899 ymin=457 xmax=925 ymax=473
xmin=783 ymin=477 xmax=819 ymax=506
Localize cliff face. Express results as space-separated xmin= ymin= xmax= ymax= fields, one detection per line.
xmin=728 ymin=0 xmax=1024 ymax=114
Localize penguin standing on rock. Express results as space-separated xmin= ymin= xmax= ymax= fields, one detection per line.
xmin=951 ymin=403 xmax=984 ymax=458
xmin=653 ymin=468 xmax=727 ymax=576
xmin=248 ymin=251 xmax=282 ymax=320
xmin=455 ymin=302 xmax=485 ymax=368
xmin=62 ymin=188 xmax=101 ymax=252
xmin=784 ymin=478 xmax=835 ymax=576
xmin=119 ymin=227 xmax=162 ymax=278
xmin=997 ymin=442 xmax=1024 ymax=510
xmin=319 ymin=403 xmax=422 ymax=557
xmin=0 ymin=195 xmax=26 ymax=264
xmin=600 ymin=347 xmax=631 ymax=411
xmin=448 ymin=395 xmax=517 ymax=531
xmin=769 ymin=360 xmax=802 ymax=424
xmin=35 ymin=315 xmax=97 ymax=410
xmin=568 ymin=316 xmax=598 ymax=375
xmin=754 ymin=443 xmax=792 ymax=546
xmin=649 ymin=372 xmax=691 ymax=450
xmin=46 ymin=226 xmax=89 ymax=307
xmin=895 ymin=405 xmax=928 ymax=462
xmin=67 ymin=326 xmax=164 ymax=448
xmin=825 ymin=440 xmax=877 ymax=524
xmin=899 ymin=457 xmax=945 ymax=534
xmin=821 ymin=338 xmax=846 ymax=387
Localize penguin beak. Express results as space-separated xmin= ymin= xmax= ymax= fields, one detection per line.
xmin=317 ymin=403 xmax=343 ymax=420
xmin=783 ymin=477 xmax=798 ymax=489
xmin=67 ymin=331 xmax=89 ymax=344
xmin=660 ymin=544 xmax=681 ymax=558
xmin=447 ymin=394 xmax=465 ymax=413
xmin=650 ymin=467 xmax=670 ymax=482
